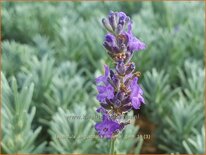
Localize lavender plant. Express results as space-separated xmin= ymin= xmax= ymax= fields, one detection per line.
xmin=95 ymin=11 xmax=146 ymax=142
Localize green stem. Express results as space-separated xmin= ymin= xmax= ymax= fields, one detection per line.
xmin=110 ymin=138 xmax=115 ymax=155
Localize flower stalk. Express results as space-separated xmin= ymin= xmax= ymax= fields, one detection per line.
xmin=110 ymin=138 xmax=115 ymax=155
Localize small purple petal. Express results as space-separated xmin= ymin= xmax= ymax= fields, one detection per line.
xmin=104 ymin=65 xmax=110 ymax=78
xmin=96 ymin=65 xmax=110 ymax=84
xmin=97 ymin=94 xmax=106 ymax=102
xmin=97 ymin=85 xmax=106 ymax=93
xmin=128 ymin=36 xmax=146 ymax=52
xmin=116 ymin=61 xmax=125 ymax=75
xmin=96 ymin=83 xmax=114 ymax=102
xmin=95 ymin=117 xmax=121 ymax=139
xmin=129 ymin=77 xmax=144 ymax=109
xmin=132 ymin=97 xmax=141 ymax=109
xmin=96 ymin=75 xmax=106 ymax=84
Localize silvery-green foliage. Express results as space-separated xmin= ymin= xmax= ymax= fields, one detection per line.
xmin=157 ymin=60 xmax=204 ymax=153
xmin=20 ymin=55 xmax=55 ymax=101
xmin=178 ymin=60 xmax=204 ymax=102
xmin=66 ymin=2 xmax=104 ymax=21
xmin=132 ymin=2 xmax=204 ymax=81
xmin=117 ymin=125 xmax=143 ymax=154
xmin=49 ymin=107 xmax=96 ymax=154
xmin=45 ymin=61 xmax=83 ymax=108
xmin=54 ymin=14 xmax=105 ymax=71
xmin=142 ymin=68 xmax=179 ymax=122
xmin=142 ymin=64 xmax=204 ymax=153
xmin=32 ymin=35 xmax=55 ymax=58
xmin=151 ymin=2 xmax=171 ymax=28
xmin=42 ymin=61 xmax=96 ymax=124
xmin=16 ymin=55 xmax=56 ymax=132
xmin=158 ymin=96 xmax=204 ymax=153
xmin=1 ymin=73 xmax=46 ymax=153
xmin=167 ymin=2 xmax=204 ymax=60
xmin=183 ymin=126 xmax=205 ymax=154
xmin=2 ymin=41 xmax=36 ymax=77
xmin=2 ymin=3 xmax=60 ymax=43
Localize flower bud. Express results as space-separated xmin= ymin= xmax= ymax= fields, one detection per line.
xmin=110 ymin=70 xmax=120 ymax=90
xmin=103 ymin=34 xmax=119 ymax=53
xmin=125 ymin=62 xmax=135 ymax=75
xmin=120 ymin=105 xmax=132 ymax=113
xmin=116 ymin=24 xmax=123 ymax=35
xmin=102 ymin=18 xmax=113 ymax=32
xmin=100 ymin=102 xmax=112 ymax=110
xmin=116 ymin=61 xmax=125 ymax=76
xmin=116 ymin=92 xmax=125 ymax=101
xmin=108 ymin=11 xmax=117 ymax=31
xmin=124 ymin=51 xmax=133 ymax=63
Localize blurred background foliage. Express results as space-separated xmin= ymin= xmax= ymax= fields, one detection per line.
xmin=1 ymin=1 xmax=205 ymax=154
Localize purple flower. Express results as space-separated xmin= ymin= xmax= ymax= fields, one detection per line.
xmin=96 ymin=65 xmax=110 ymax=84
xmin=116 ymin=61 xmax=126 ymax=75
xmin=117 ymin=12 xmax=127 ymax=25
xmin=118 ymin=32 xmax=145 ymax=53
xmin=103 ymin=34 xmax=119 ymax=53
xmin=96 ymin=85 xmax=114 ymax=102
xmin=125 ymin=62 xmax=135 ymax=75
xmin=96 ymin=106 xmax=107 ymax=113
xmin=129 ymin=77 xmax=145 ymax=109
xmin=127 ymin=34 xmax=146 ymax=52
xmin=106 ymin=11 xmax=131 ymax=34
xmin=96 ymin=65 xmax=115 ymax=102
xmin=95 ymin=11 xmax=146 ymax=139
xmin=95 ymin=116 xmax=121 ymax=139
xmin=103 ymin=32 xmax=145 ymax=59
xmin=102 ymin=11 xmax=146 ymax=66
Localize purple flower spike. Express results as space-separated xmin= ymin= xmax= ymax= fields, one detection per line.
xmin=95 ymin=11 xmax=146 ymax=139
